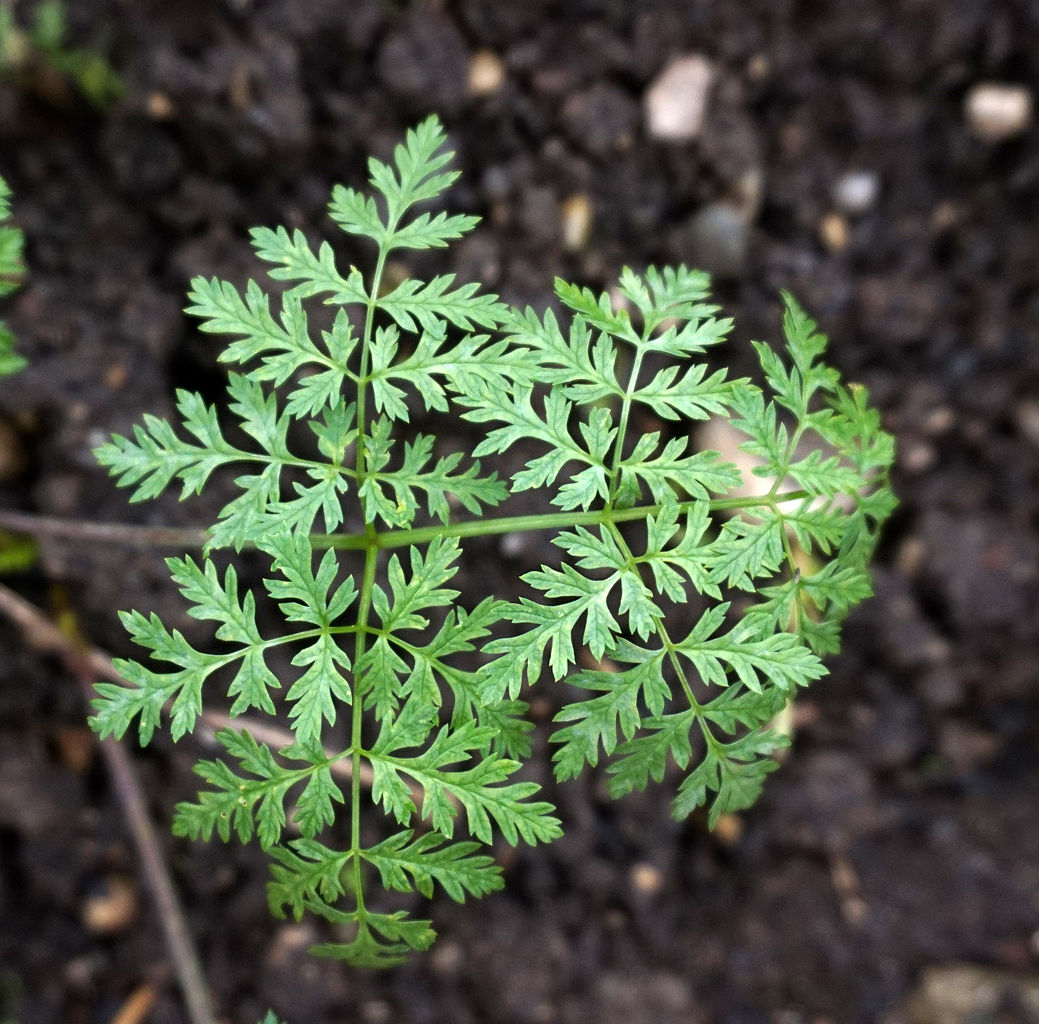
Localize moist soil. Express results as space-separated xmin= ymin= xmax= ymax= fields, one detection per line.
xmin=1 ymin=2 xmax=1038 ymax=1023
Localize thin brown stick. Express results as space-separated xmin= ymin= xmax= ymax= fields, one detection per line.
xmin=0 ymin=508 xmax=209 ymax=549
xmin=0 ymin=582 xmax=217 ymax=1024
xmin=0 ymin=577 xmax=422 ymax=808
xmin=199 ymin=709 xmax=377 ymax=791
xmin=0 ymin=584 xmax=382 ymax=795
xmin=94 ymin=702 xmax=217 ymax=1024
xmin=110 ymin=982 xmax=159 ymax=1024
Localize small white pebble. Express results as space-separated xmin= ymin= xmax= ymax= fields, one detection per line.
xmin=1014 ymin=399 xmax=1039 ymax=448
xmin=146 ymin=91 xmax=175 ymax=120
xmin=430 ymin=939 xmax=462 ymax=973
xmin=644 ymin=54 xmax=714 ymax=142
xmin=712 ymin=813 xmax=745 ymax=846
xmin=819 ymin=212 xmax=850 ymax=253
xmin=81 ymin=875 xmax=137 ymax=935
xmin=629 ymin=861 xmax=664 ymax=894
xmin=63 ymin=955 xmax=99 ymax=989
xmin=745 ymin=53 xmax=769 ymax=82
xmin=734 ymin=166 xmax=765 ymax=220
xmin=266 ymin=923 xmax=316 ymax=968
xmin=361 ymin=1000 xmax=393 ymax=1024
xmin=560 ymin=193 xmax=593 ymax=251
xmin=902 ymin=440 xmax=936 ymax=474
xmin=500 ymin=532 xmax=527 ymax=559
xmin=832 ymin=170 xmax=879 ymax=215
xmin=468 ymin=50 xmax=506 ymax=96
xmin=894 ymin=535 xmax=926 ymax=577
xmin=965 ymin=82 xmax=1033 ymax=142
xmin=923 ymin=406 xmax=955 ymax=436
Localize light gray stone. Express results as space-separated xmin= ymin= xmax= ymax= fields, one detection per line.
xmin=644 ymin=55 xmax=714 ymax=142
xmin=965 ymin=82 xmax=1033 ymax=142
xmin=833 ymin=169 xmax=880 ymax=215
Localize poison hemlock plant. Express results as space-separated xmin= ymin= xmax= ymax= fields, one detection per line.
xmin=0 ymin=175 xmax=25 ymax=377
xmin=90 ymin=117 xmax=895 ymax=966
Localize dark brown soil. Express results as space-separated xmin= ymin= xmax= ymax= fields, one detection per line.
xmin=2 ymin=2 xmax=1038 ymax=1023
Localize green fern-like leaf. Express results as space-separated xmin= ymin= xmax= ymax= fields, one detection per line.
xmin=90 ymin=115 xmax=895 ymax=965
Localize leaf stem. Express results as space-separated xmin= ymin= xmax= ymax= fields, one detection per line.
xmin=345 ymin=207 xmax=401 ymax=919
xmin=0 ymin=490 xmax=813 ymax=553
xmin=603 ymin=521 xmax=723 ymax=757
xmin=318 ymin=491 xmax=813 ymax=551
xmin=607 ymin=342 xmax=648 ymax=496
xmin=349 ymin=539 xmax=379 ymax=915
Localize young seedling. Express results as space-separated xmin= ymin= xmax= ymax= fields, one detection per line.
xmin=0 ymin=0 xmax=122 ymax=109
xmin=90 ymin=117 xmax=895 ymax=966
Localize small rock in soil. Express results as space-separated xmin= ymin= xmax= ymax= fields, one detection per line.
xmin=732 ymin=166 xmax=766 ymax=220
xmin=468 ymin=49 xmax=506 ymax=96
xmin=146 ymin=91 xmax=175 ymax=120
xmin=712 ymin=813 xmax=745 ymax=847
xmin=629 ymin=861 xmax=665 ymax=896
xmin=833 ymin=169 xmax=880 ymax=215
xmin=903 ymin=963 xmax=1039 ymax=1023
xmin=819 ymin=211 xmax=850 ymax=253
xmin=901 ymin=439 xmax=938 ymax=474
xmin=63 ymin=954 xmax=102 ymax=995
xmin=1014 ymin=399 xmax=1039 ymax=448
xmin=361 ymin=1001 xmax=393 ymax=1024
xmin=964 ymin=82 xmax=1034 ymax=143
xmin=679 ymin=202 xmax=749 ymax=279
xmin=644 ymin=54 xmax=715 ymax=142
xmin=430 ymin=938 xmax=463 ymax=973
xmin=583 ymin=969 xmax=701 ymax=1024
xmin=561 ymin=192 xmax=593 ymax=251
xmin=377 ymin=9 xmax=469 ymax=114
xmin=923 ymin=406 xmax=956 ymax=437
xmin=81 ymin=874 xmax=137 ymax=935
xmin=895 ymin=535 xmax=927 ymax=578
xmin=561 ymin=82 xmax=639 ymax=157
xmin=517 ymin=185 xmax=561 ymax=248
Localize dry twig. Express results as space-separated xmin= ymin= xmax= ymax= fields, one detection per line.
xmin=0 ymin=581 xmax=217 ymax=1024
